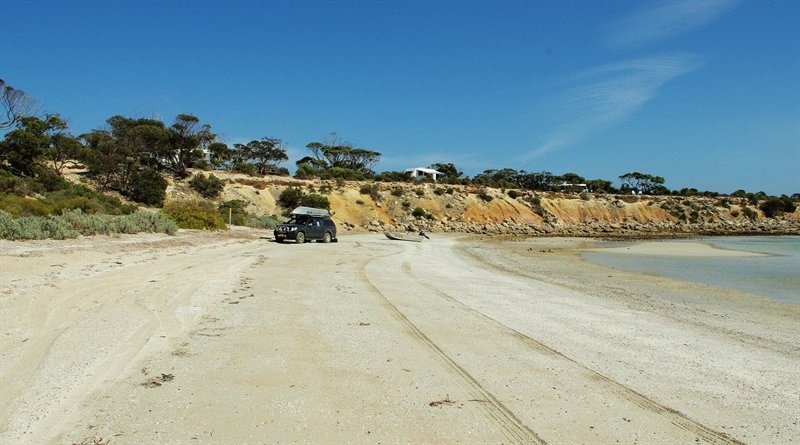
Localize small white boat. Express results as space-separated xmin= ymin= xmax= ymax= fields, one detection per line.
xmin=384 ymin=231 xmax=428 ymax=242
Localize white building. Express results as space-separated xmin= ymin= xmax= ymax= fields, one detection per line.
xmin=405 ymin=167 xmax=443 ymax=182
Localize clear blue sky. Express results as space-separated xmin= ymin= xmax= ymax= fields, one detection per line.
xmin=2 ymin=0 xmax=798 ymax=195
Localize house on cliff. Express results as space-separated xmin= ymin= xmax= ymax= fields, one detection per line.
xmin=405 ymin=167 xmax=443 ymax=182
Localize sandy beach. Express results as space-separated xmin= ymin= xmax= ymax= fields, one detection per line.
xmin=1 ymin=229 xmax=798 ymax=445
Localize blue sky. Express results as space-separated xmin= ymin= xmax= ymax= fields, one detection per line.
xmin=2 ymin=0 xmax=798 ymax=195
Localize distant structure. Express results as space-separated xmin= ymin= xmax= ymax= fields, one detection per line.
xmin=405 ymin=167 xmax=443 ymax=182
xmin=559 ymin=182 xmax=589 ymax=193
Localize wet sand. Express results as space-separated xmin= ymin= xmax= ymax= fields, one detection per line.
xmin=1 ymin=230 xmax=797 ymax=444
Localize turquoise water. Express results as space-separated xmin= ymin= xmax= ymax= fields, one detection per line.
xmin=582 ymin=236 xmax=800 ymax=304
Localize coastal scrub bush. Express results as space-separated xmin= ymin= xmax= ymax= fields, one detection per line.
xmin=730 ymin=209 xmax=740 ymax=218
xmin=126 ymin=168 xmax=167 ymax=206
xmin=218 ymin=200 xmax=249 ymax=225
xmin=415 ymin=189 xmax=425 ymax=197
xmin=355 ymin=199 xmax=365 ymax=205
xmin=162 ymin=200 xmax=227 ymax=230
xmin=434 ymin=188 xmax=446 ymax=196
xmin=478 ymin=190 xmax=493 ymax=202
xmin=391 ymin=187 xmax=404 ymax=197
xmin=402 ymin=201 xmax=411 ymax=209
xmin=189 ymin=173 xmax=224 ymax=198
xmin=412 ymin=207 xmax=427 ymax=218
xmin=759 ymin=196 xmax=796 ymax=217
xmin=247 ymin=214 xmax=280 ymax=229
xmin=278 ymin=187 xmax=304 ymax=209
xmin=507 ymin=190 xmax=520 ymax=199
xmin=0 ymin=208 xmax=177 ymax=240
xmin=300 ymin=193 xmax=330 ymax=210
xmin=0 ymin=210 xmax=77 ymax=240
xmin=579 ymin=192 xmax=590 ymax=201
xmin=742 ymin=207 xmax=758 ymax=220
xmin=359 ymin=183 xmax=381 ymax=201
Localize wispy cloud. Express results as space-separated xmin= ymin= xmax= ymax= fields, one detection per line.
xmin=519 ymin=54 xmax=703 ymax=162
xmin=605 ymin=0 xmax=739 ymax=50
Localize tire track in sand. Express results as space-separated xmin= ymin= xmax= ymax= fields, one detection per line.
xmin=359 ymin=256 xmax=547 ymax=445
xmin=400 ymin=261 xmax=745 ymax=445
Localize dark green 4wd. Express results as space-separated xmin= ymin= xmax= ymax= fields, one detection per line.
xmin=274 ymin=207 xmax=337 ymax=244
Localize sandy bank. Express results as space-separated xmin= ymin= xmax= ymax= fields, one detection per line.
xmin=1 ymin=230 xmax=797 ymax=444
xmin=590 ymin=240 xmax=769 ymax=257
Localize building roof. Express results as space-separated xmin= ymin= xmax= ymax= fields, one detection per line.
xmin=404 ymin=167 xmax=443 ymax=175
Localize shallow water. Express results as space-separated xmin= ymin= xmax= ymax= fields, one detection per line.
xmin=582 ymin=236 xmax=800 ymax=304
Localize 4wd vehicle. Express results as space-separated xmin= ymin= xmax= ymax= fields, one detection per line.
xmin=274 ymin=207 xmax=337 ymax=244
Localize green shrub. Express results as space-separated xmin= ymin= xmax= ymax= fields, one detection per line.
xmin=579 ymin=192 xmax=590 ymax=201
xmin=759 ymin=196 xmax=796 ymax=217
xmin=301 ymin=193 xmax=330 ymax=210
xmin=415 ymin=189 xmax=425 ymax=197
xmin=246 ymin=214 xmax=280 ymax=229
xmin=0 ymin=210 xmax=78 ymax=240
xmin=162 ymin=201 xmax=227 ymax=230
xmin=742 ymin=207 xmax=758 ymax=220
xmin=355 ymin=199 xmax=365 ymax=205
xmin=412 ymin=207 xmax=428 ymax=218
xmin=189 ymin=173 xmax=225 ymax=198
xmin=402 ymin=201 xmax=411 ymax=208
xmin=391 ymin=187 xmax=404 ymax=197
xmin=218 ymin=199 xmax=250 ymax=225
xmin=278 ymin=187 xmax=304 ymax=209
xmin=359 ymin=183 xmax=381 ymax=201
xmin=434 ymin=188 xmax=446 ymax=196
xmin=730 ymin=209 xmax=740 ymax=218
xmin=126 ymin=168 xmax=167 ymax=206
xmin=231 ymin=162 xmax=257 ymax=175
xmin=478 ymin=190 xmax=493 ymax=202
xmin=507 ymin=190 xmax=520 ymax=199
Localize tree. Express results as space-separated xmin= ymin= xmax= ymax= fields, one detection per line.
xmin=0 ymin=114 xmax=76 ymax=177
xmin=429 ymin=163 xmax=463 ymax=179
xmin=619 ymin=172 xmax=665 ymax=194
xmin=0 ymin=79 xmax=37 ymax=129
xmin=81 ymin=116 xmax=170 ymax=192
xmin=165 ymin=114 xmax=215 ymax=178
xmin=233 ymin=137 xmax=288 ymax=174
xmin=517 ymin=171 xmax=555 ymax=191
xmin=585 ymin=179 xmax=614 ymax=193
xmin=207 ymin=142 xmax=231 ymax=169
xmin=303 ymin=134 xmax=381 ymax=177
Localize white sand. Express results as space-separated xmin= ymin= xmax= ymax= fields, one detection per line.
xmin=1 ymin=230 xmax=797 ymax=444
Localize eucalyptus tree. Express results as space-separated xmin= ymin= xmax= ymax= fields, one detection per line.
xmin=0 ymin=79 xmax=37 ymax=129
xmin=233 ymin=137 xmax=288 ymax=174
xmin=166 ymin=114 xmax=215 ymax=178
xmin=0 ymin=114 xmax=78 ymax=177
xmin=619 ymin=172 xmax=666 ymax=194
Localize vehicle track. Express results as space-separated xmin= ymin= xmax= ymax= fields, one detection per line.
xmin=359 ymin=256 xmax=548 ymax=445
xmin=399 ymin=260 xmax=746 ymax=445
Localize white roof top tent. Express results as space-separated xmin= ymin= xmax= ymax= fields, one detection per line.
xmin=290 ymin=206 xmax=330 ymax=217
xmin=404 ymin=167 xmax=443 ymax=181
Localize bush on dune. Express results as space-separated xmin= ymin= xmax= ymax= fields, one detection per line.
xmin=0 ymin=209 xmax=178 ymax=240
xmin=162 ymin=200 xmax=227 ymax=230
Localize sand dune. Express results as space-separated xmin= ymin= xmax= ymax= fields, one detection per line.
xmin=1 ymin=230 xmax=797 ymax=444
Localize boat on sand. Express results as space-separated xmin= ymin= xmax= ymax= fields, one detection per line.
xmin=384 ymin=231 xmax=428 ymax=242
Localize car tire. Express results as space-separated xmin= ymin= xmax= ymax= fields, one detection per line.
xmin=322 ymin=232 xmax=332 ymax=243
xmin=295 ymin=232 xmax=305 ymax=244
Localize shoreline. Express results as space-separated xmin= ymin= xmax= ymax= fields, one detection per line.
xmin=1 ymin=230 xmax=797 ymax=444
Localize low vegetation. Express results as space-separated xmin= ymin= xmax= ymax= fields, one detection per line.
xmin=0 ymin=209 xmax=177 ymax=240
xmin=162 ymin=200 xmax=227 ymax=231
